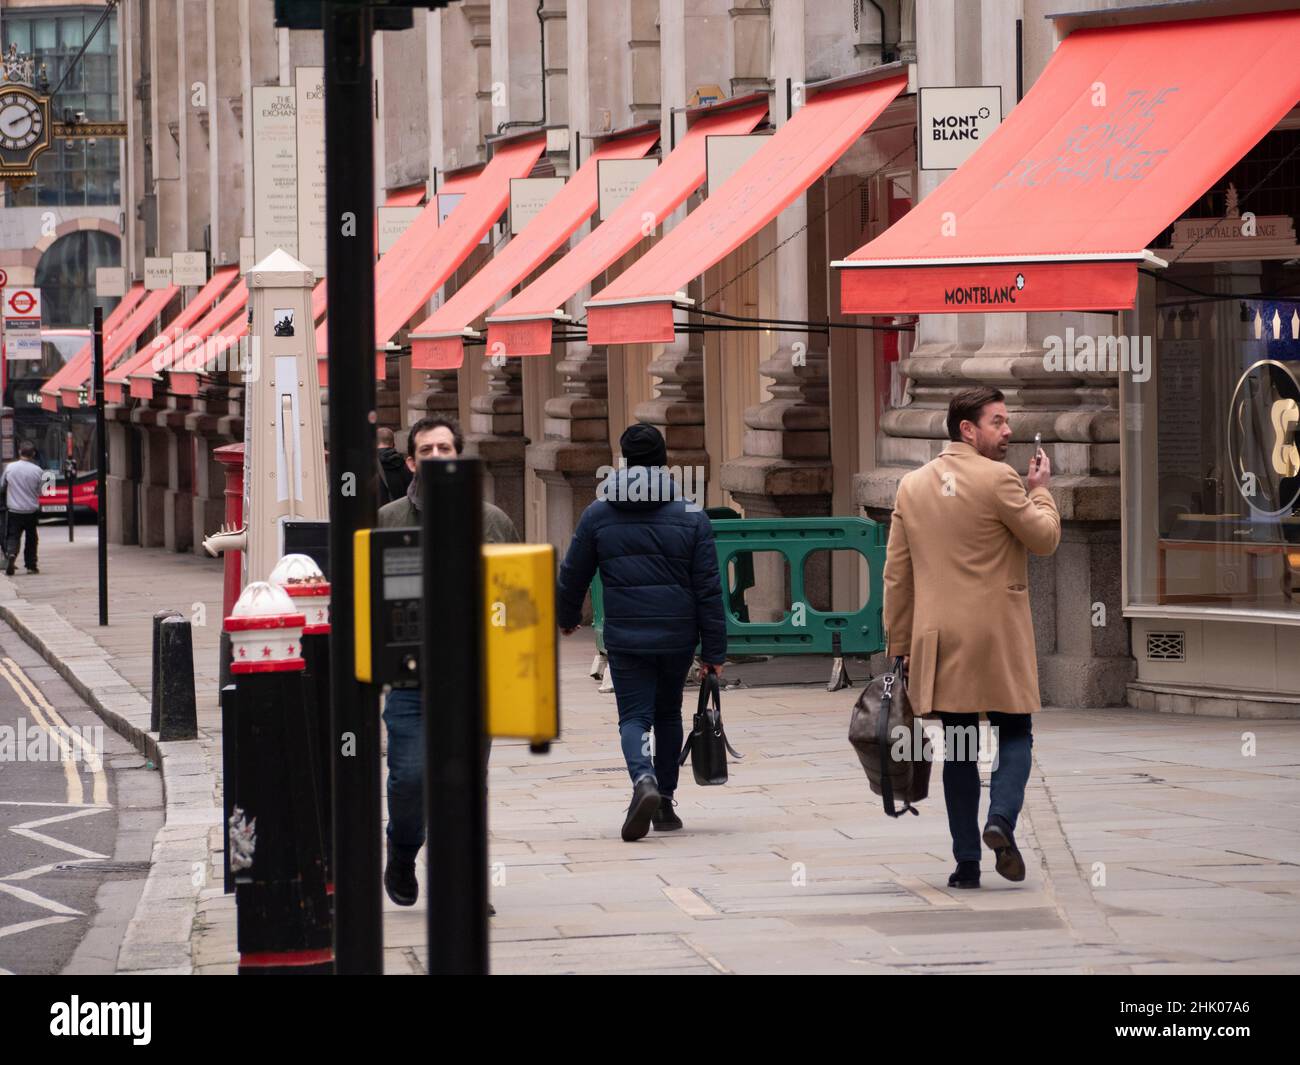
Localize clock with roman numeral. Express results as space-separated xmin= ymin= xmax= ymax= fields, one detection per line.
xmin=0 ymin=85 xmax=51 ymax=180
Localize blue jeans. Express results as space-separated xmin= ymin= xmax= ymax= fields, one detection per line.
xmin=935 ymin=712 xmax=1034 ymax=863
xmin=383 ymin=687 xmax=490 ymax=864
xmin=605 ymin=650 xmax=695 ymax=796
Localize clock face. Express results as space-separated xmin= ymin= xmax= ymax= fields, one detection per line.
xmin=0 ymin=90 xmax=44 ymax=152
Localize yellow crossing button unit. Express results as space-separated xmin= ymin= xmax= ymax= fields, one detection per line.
xmin=353 ymin=528 xmax=558 ymax=749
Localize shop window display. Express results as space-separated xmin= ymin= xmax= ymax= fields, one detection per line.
xmin=1128 ymin=263 xmax=1300 ymax=616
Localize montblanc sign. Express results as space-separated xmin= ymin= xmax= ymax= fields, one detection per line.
xmin=918 ymin=86 xmax=1002 ymax=170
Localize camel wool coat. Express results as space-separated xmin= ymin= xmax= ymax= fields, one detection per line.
xmin=883 ymin=442 xmax=1061 ymax=715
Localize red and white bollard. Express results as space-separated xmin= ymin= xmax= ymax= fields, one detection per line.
xmin=268 ymin=554 xmax=333 ymax=899
xmin=224 ymin=580 xmax=332 ymax=975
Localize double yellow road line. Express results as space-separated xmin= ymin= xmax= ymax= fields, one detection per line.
xmin=0 ymin=657 xmax=108 ymax=807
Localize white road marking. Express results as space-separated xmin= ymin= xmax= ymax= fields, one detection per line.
xmin=0 ymin=881 xmax=82 ymax=916
xmin=0 ymin=800 xmax=103 ymax=808
xmin=10 ymin=807 xmax=110 ymax=860
xmin=0 ymin=915 xmax=76 ymax=941
xmin=2 ymin=656 xmax=108 ymax=806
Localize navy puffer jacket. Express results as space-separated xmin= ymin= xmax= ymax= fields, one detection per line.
xmin=556 ymin=468 xmax=727 ymax=664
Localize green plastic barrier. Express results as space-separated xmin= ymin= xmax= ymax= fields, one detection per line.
xmin=587 ymin=516 xmax=886 ymax=659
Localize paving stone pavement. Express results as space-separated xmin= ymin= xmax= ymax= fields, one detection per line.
xmin=4 ymin=530 xmax=1299 ymax=975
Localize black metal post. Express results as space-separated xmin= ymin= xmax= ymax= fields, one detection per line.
xmin=66 ymin=440 xmax=75 ymax=542
xmin=1015 ymin=19 xmax=1024 ymax=104
xmin=422 ymin=457 xmax=488 ymax=975
xmin=93 ymin=305 xmax=107 ymax=626
xmin=325 ymin=1 xmax=382 ymax=974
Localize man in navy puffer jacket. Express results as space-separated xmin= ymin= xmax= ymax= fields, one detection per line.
xmin=557 ymin=424 xmax=727 ymax=842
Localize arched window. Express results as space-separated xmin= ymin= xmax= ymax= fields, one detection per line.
xmin=35 ymin=229 xmax=121 ymax=328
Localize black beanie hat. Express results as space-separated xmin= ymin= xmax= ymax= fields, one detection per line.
xmin=619 ymin=423 xmax=668 ymax=468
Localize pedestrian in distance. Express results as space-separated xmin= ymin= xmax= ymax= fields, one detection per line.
xmin=0 ymin=443 xmax=45 ymax=576
xmin=556 ymin=423 xmax=728 ymax=842
xmin=377 ymin=415 xmax=518 ymax=908
xmin=882 ymin=387 xmax=1060 ymax=889
xmin=375 ymin=425 xmax=413 ymax=506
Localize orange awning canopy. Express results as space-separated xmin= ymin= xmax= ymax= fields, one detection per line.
xmin=124 ymin=276 xmax=249 ymax=400
xmin=485 ymin=98 xmax=770 ymax=357
xmin=55 ymin=283 xmax=179 ymax=408
xmin=105 ymin=266 xmax=241 ymax=402
xmin=409 ymin=126 xmax=660 ymax=369
xmin=585 ymin=70 xmax=908 ymax=346
xmin=835 ymin=10 xmax=1300 ymax=315
xmin=40 ymin=283 xmax=146 ymax=411
xmin=372 ymin=132 xmax=546 ymax=351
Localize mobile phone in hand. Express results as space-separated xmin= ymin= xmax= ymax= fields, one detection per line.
xmin=1032 ymin=432 xmax=1042 ymax=471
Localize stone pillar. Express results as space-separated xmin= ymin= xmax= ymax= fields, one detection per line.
xmin=209 ymin=0 xmax=245 ymax=266
xmin=106 ymin=410 xmax=138 ymax=546
xmin=132 ymin=408 xmax=171 ymax=548
xmin=720 ymin=0 xmax=832 ymax=620
xmin=149 ymin=0 xmax=183 ymax=255
xmin=463 ymin=4 xmax=493 ymax=157
xmin=162 ymin=405 xmax=195 ymax=552
xmin=178 ymin=0 xmax=211 ymax=254
xmin=468 ymin=357 xmax=526 ymax=531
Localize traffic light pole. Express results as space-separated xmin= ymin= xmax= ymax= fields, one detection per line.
xmin=325 ymin=1 xmax=382 ymax=974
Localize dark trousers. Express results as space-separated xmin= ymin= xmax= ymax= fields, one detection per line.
xmin=605 ymin=650 xmax=695 ymax=796
xmin=383 ymin=686 xmax=491 ymax=864
xmin=935 ymin=711 xmax=1034 ymax=863
xmin=5 ymin=510 xmax=38 ymax=570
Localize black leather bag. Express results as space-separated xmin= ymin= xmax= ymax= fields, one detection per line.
xmin=848 ymin=656 xmax=932 ymax=817
xmin=678 ymin=671 xmax=741 ymax=786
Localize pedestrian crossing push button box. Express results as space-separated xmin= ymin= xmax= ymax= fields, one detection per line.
xmin=353 ymin=529 xmax=559 ymax=748
xmin=354 ymin=527 xmax=423 ymax=688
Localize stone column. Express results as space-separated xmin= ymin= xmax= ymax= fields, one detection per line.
xmin=719 ymin=0 xmax=832 ymax=620
xmin=208 ymin=0 xmax=244 ymax=266
xmin=468 ymin=357 xmax=526 ymax=531
xmin=105 ymin=409 xmax=138 ymax=545
xmin=149 ymin=0 xmax=183 ymax=255
xmin=633 ymin=0 xmax=729 ymax=473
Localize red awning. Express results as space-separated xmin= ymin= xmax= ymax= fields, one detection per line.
xmin=56 ymin=283 xmax=179 ymax=408
xmin=123 ymin=277 xmax=248 ymax=400
xmin=585 ymin=71 xmax=908 ymax=345
xmin=40 ymin=283 xmax=146 ymax=411
xmin=372 ymin=133 xmax=546 ymax=350
xmin=105 ymin=267 xmax=240 ymax=402
xmin=409 ymin=127 xmax=660 ymax=369
xmin=485 ymin=99 xmax=770 ymax=357
xmin=835 ymin=10 xmax=1300 ymax=315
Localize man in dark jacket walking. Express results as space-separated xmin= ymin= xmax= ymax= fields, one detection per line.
xmin=376 ymin=426 xmax=412 ymax=506
xmin=557 ymin=424 xmax=727 ymax=842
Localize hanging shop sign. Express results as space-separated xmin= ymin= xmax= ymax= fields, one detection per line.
xmin=252 ymin=85 xmax=299 ymax=260
xmin=918 ymin=86 xmax=1002 ymax=171
xmin=144 ymin=257 xmax=173 ymax=290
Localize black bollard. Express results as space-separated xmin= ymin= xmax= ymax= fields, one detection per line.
xmin=226 ymin=583 xmax=331 ymax=974
xmin=150 ymin=609 xmax=182 ymax=732
xmin=220 ymin=682 xmax=237 ymax=894
xmin=158 ymin=616 xmax=198 ymax=741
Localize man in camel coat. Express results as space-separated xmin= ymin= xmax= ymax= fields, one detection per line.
xmin=883 ymin=386 xmax=1060 ymax=890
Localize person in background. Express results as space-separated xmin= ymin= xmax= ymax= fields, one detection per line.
xmin=0 ymin=443 xmax=45 ymax=576
xmin=556 ymin=423 xmax=727 ymax=842
xmin=376 ymin=426 xmax=413 ymax=506
xmin=377 ymin=416 xmax=518 ymax=908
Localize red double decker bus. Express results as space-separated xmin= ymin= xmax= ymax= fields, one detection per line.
xmin=4 ymin=328 xmax=98 ymax=519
